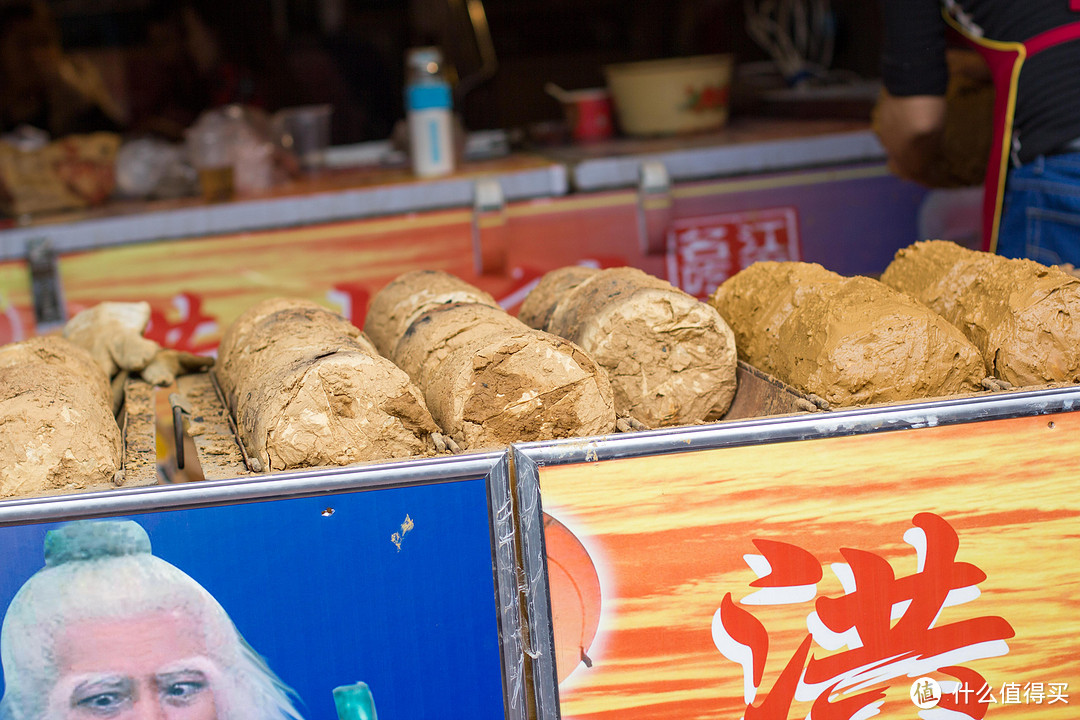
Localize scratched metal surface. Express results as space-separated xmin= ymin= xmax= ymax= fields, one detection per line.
xmin=515 ymin=384 xmax=1080 ymax=468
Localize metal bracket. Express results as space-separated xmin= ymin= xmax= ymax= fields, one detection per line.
xmin=472 ymin=177 xmax=508 ymax=275
xmin=636 ymin=161 xmax=673 ymax=256
xmin=26 ymin=237 xmax=66 ymax=333
xmin=168 ymin=392 xmax=193 ymax=471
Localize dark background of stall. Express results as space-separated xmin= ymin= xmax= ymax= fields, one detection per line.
xmin=30 ymin=0 xmax=884 ymax=143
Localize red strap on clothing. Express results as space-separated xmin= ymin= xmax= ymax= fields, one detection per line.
xmin=1072 ymin=0 xmax=1080 ymax=12
xmin=944 ymin=25 xmax=1021 ymax=253
xmin=945 ymin=18 xmax=1080 ymax=252
xmin=1025 ymin=20 xmax=1080 ymax=55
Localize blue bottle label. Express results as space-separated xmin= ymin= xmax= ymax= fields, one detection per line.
xmin=407 ymin=83 xmax=452 ymax=111
xmin=427 ymin=118 xmax=443 ymax=163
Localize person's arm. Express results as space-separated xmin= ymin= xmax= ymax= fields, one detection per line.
xmin=874 ymin=92 xmax=947 ymax=183
xmin=876 ymin=0 xmax=950 ymax=185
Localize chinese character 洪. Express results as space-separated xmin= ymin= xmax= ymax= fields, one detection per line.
xmin=711 ymin=512 xmax=1014 ymax=720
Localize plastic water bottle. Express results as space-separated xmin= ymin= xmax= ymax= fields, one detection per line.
xmin=405 ymin=47 xmax=455 ymax=178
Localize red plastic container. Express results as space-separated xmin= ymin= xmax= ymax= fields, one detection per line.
xmin=561 ymin=88 xmax=614 ymax=143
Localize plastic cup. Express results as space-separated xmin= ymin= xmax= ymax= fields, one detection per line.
xmin=195 ymin=165 xmax=234 ymax=202
xmin=186 ymin=125 xmax=235 ymax=202
xmin=560 ymin=89 xmax=613 ymax=143
xmin=273 ymin=104 xmax=332 ymax=172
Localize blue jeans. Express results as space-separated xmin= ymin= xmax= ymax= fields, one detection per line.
xmin=997 ymin=152 xmax=1080 ymax=265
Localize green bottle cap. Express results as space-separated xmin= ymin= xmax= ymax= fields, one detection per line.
xmin=332 ymin=681 xmax=378 ymax=720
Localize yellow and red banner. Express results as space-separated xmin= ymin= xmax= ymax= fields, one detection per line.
xmin=0 ymin=197 xmax=642 ymax=349
xmin=539 ymin=412 xmax=1080 ymax=719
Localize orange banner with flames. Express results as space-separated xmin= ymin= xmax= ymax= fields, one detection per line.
xmin=0 ymin=211 xmax=480 ymax=349
xmin=538 ymin=411 xmax=1080 ymax=719
xmin=0 ymin=196 xmax=645 ymax=349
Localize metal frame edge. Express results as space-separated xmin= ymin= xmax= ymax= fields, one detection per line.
xmin=0 ymin=451 xmax=507 ymax=526
xmin=518 ymin=386 xmax=1080 ymax=467
xmin=486 ymin=451 xmax=530 ymax=720
xmin=511 ymin=447 xmax=561 ymax=719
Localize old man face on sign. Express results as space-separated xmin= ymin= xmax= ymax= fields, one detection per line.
xmin=0 ymin=520 xmax=304 ymax=720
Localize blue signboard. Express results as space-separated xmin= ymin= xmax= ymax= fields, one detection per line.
xmin=0 ymin=477 xmax=508 ymax=720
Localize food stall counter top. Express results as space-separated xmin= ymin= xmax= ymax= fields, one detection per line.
xmin=0 ymin=117 xmax=883 ymax=261
xmin=539 ymin=117 xmax=885 ymax=190
xmin=0 ymin=153 xmax=568 ymax=262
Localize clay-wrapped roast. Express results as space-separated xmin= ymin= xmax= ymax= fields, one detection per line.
xmin=881 ymin=240 xmax=1080 ymax=386
xmin=0 ymin=336 xmax=122 ymax=498
xmin=710 ymin=261 xmax=986 ymax=407
xmin=216 ymin=298 xmax=441 ymax=471
xmin=366 ymin=271 xmax=616 ymax=449
xmin=519 ymin=266 xmax=738 ymax=428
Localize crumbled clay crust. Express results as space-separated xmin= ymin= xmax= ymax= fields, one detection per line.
xmin=217 ymin=298 xmax=439 ymax=471
xmin=216 ymin=297 xmax=375 ymax=397
xmin=0 ymin=337 xmax=121 ymax=498
xmin=578 ymin=287 xmax=738 ymax=426
xmin=0 ymin=334 xmax=112 ymax=405
xmin=712 ymin=261 xmax=986 ymax=407
xmin=364 ymin=270 xmax=499 ymax=357
xmin=393 ymin=302 xmax=523 ymax=386
xmin=517 ymin=265 xmax=600 ymax=330
xmin=243 ymin=351 xmax=437 ymax=470
xmin=62 ymin=300 xmax=159 ymax=376
xmin=388 ymin=301 xmax=616 ymax=449
xmin=525 ymin=266 xmax=738 ymax=427
xmin=881 ymin=240 xmax=1080 ymax=386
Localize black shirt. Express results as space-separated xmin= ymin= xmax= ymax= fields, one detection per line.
xmin=881 ymin=0 xmax=1080 ymax=164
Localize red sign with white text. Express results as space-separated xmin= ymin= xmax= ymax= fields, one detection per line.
xmin=665 ymin=207 xmax=801 ymax=299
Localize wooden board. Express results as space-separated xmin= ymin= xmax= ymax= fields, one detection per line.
xmin=120 ymin=378 xmax=159 ymax=487
xmin=721 ymin=360 xmax=821 ymax=421
xmin=174 ymin=373 xmax=249 ymax=481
